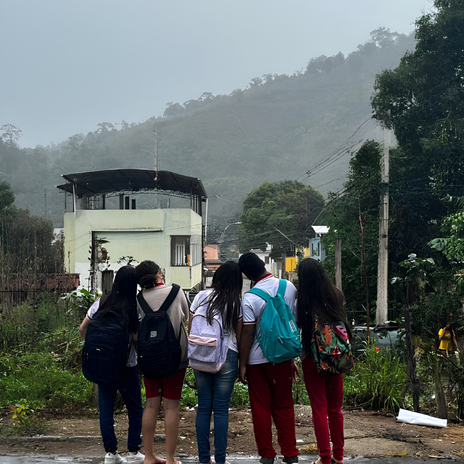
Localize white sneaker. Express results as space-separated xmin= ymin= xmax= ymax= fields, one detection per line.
xmin=125 ymin=451 xmax=145 ymax=462
xmin=105 ymin=451 xmax=124 ymax=463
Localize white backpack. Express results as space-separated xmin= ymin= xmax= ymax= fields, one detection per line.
xmin=188 ymin=296 xmax=229 ymax=373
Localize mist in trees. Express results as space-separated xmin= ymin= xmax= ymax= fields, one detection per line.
xmin=0 ymin=182 xmax=64 ymax=302
xmin=1 ymin=28 xmax=414 ymax=230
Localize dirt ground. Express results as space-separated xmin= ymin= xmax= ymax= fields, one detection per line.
xmin=0 ymin=406 xmax=463 ymax=460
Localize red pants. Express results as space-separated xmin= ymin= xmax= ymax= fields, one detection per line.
xmin=303 ymin=357 xmax=344 ymax=464
xmin=247 ymin=360 xmax=299 ymax=459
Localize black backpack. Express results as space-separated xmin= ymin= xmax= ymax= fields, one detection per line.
xmin=137 ymin=285 xmax=182 ymax=380
xmin=82 ymin=311 xmax=131 ymax=385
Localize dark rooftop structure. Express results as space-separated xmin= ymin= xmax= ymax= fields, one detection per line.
xmin=57 ymin=168 xmax=207 ymax=198
xmin=57 ymin=169 xmax=208 ymax=215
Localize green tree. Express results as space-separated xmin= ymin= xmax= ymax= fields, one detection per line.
xmin=322 ymin=140 xmax=382 ymax=322
xmin=429 ymin=195 xmax=464 ymax=295
xmin=371 ymin=0 xmax=464 ymax=255
xmin=238 ymin=180 xmax=324 ymax=252
xmin=0 ymin=181 xmax=17 ymax=221
xmin=1 ymin=209 xmax=63 ymax=276
xmin=0 ymin=124 xmax=22 ymax=146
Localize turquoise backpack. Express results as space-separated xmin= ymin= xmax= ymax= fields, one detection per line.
xmin=248 ymin=279 xmax=301 ymax=363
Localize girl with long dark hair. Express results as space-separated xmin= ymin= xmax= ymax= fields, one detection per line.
xmin=189 ymin=261 xmax=243 ymax=464
xmin=297 ymin=258 xmax=352 ymax=464
xmin=79 ymin=265 xmax=144 ymax=464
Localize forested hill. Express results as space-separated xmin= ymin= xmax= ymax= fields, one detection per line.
xmin=2 ymin=28 xmax=415 ymax=228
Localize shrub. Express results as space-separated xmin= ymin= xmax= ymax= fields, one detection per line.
xmin=0 ymin=351 xmax=93 ymax=409
xmin=344 ymin=343 xmax=408 ymax=412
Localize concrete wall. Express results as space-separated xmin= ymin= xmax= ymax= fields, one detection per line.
xmin=64 ymin=208 xmax=203 ymax=291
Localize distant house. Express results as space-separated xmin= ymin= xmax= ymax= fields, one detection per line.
xmin=204 ymin=244 xmax=222 ymax=273
xmin=57 ymin=169 xmax=207 ymax=292
xmin=310 ymin=225 xmax=329 ymax=261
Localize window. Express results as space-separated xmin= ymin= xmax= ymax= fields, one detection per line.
xmin=171 ymin=235 xmax=202 ymax=266
xmin=190 ymin=235 xmax=202 ymax=266
xmin=311 ymin=238 xmax=321 ymax=258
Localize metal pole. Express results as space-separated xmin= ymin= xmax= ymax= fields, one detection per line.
xmin=335 ymin=238 xmax=342 ymax=291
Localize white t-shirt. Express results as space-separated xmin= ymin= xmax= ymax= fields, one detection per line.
xmin=87 ymin=298 xmax=138 ymax=368
xmin=190 ymin=288 xmax=243 ymax=353
xmin=242 ymin=276 xmax=297 ymax=365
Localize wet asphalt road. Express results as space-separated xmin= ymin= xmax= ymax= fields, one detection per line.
xmin=0 ymin=456 xmax=464 ymax=464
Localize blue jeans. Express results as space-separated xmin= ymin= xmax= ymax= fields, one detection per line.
xmin=194 ymin=349 xmax=238 ymax=464
xmin=98 ymin=365 xmax=143 ymax=453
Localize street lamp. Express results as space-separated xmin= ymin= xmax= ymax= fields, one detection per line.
xmin=218 ymin=222 xmax=242 ymax=243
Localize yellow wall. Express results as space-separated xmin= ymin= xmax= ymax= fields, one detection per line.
xmin=285 ymin=256 xmax=297 ymax=273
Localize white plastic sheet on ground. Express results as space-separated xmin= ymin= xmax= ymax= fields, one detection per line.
xmin=396 ymin=408 xmax=447 ymax=427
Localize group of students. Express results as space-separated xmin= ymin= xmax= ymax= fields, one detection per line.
xmin=79 ymin=252 xmax=353 ymax=464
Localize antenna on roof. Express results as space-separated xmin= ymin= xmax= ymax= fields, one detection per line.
xmin=153 ymin=125 xmax=159 ymax=181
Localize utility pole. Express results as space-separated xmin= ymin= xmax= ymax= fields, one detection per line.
xmin=376 ymin=124 xmax=391 ymax=326
xmin=153 ymin=126 xmax=160 ymax=182
xmin=335 ymin=238 xmax=342 ymax=291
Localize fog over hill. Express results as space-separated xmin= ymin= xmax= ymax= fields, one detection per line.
xmin=1 ymin=29 xmax=413 ymax=230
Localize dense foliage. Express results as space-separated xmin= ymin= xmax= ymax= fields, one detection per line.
xmin=0 ymin=182 xmax=64 ymax=312
xmin=371 ymin=0 xmax=464 ymax=258
xmin=321 ymin=140 xmax=382 ymax=322
xmin=238 ymin=180 xmax=324 ymax=252
xmin=344 ymin=344 xmax=408 ymax=412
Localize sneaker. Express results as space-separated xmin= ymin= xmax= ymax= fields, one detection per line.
xmin=260 ymin=458 xmax=275 ymax=464
xmin=105 ymin=451 xmax=123 ymax=463
xmin=125 ymin=451 xmax=145 ymax=462
xmin=282 ymin=457 xmax=298 ymax=464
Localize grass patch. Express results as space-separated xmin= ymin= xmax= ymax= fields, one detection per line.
xmin=0 ymin=349 xmax=93 ymax=410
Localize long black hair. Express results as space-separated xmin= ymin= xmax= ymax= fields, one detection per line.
xmin=200 ymin=261 xmax=242 ymax=332
xmin=95 ymin=265 xmax=138 ymax=333
xmin=297 ymin=258 xmax=352 ymax=354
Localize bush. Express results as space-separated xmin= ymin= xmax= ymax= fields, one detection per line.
xmin=344 ymin=343 xmax=408 ymax=412
xmin=0 ymin=350 xmax=93 ymax=410
xmin=0 ymin=302 xmax=39 ymax=350
xmin=230 ymin=381 xmax=249 ymax=407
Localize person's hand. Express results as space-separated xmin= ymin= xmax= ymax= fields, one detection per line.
xmin=291 ymin=360 xmax=300 ymax=383
xmin=239 ymin=365 xmax=248 ymax=385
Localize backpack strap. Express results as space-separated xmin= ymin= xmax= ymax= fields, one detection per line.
xmin=137 ymin=284 xmax=180 ymax=316
xmin=247 ymin=286 xmax=271 ymax=302
xmin=277 ymin=279 xmax=287 ymax=297
xmin=248 ymin=279 xmax=287 ymax=302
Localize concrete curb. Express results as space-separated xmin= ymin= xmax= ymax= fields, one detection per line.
xmin=0 ymin=434 xmax=166 ymax=444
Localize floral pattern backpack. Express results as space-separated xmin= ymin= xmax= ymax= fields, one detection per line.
xmin=311 ymin=320 xmax=354 ymax=374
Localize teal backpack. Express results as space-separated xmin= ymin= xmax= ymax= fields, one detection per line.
xmin=248 ymin=279 xmax=301 ymax=363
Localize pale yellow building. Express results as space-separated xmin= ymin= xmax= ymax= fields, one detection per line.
xmin=57 ymin=169 xmax=207 ymax=292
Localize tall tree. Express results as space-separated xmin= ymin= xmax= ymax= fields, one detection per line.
xmin=371 ymin=0 xmax=464 ymax=255
xmin=238 ymin=180 xmax=324 ymax=252
xmin=322 ymin=140 xmax=382 ymax=322
xmin=0 ymin=181 xmax=17 ymax=221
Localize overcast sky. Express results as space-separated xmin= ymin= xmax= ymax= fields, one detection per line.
xmin=1 ymin=0 xmax=433 ymax=148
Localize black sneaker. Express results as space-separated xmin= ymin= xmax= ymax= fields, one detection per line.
xmin=260 ymin=458 xmax=275 ymax=464
xmin=282 ymin=456 xmax=298 ymax=464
